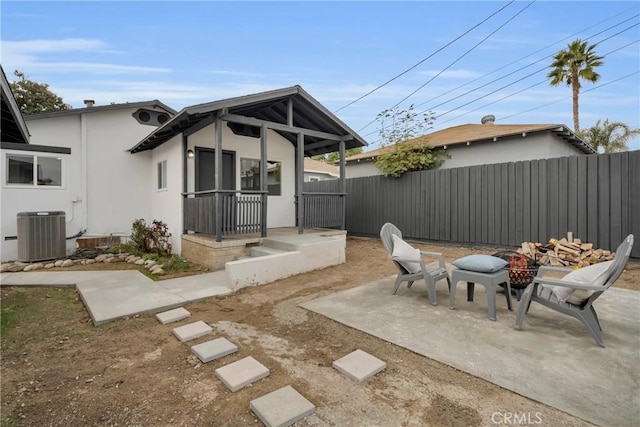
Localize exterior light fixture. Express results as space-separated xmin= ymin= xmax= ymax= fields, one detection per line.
xmin=522 ymin=132 xmax=527 ymax=137
xmin=443 ymin=145 xmax=447 ymax=149
xmin=187 ymin=149 xmax=194 ymax=158
xmin=466 ymin=141 xmax=471 ymax=146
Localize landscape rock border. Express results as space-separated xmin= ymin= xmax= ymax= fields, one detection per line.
xmin=1 ymin=251 xmax=165 ymax=275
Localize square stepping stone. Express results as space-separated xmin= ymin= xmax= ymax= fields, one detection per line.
xmin=191 ymin=337 xmax=238 ymax=363
xmin=172 ymin=320 xmax=212 ymax=342
xmin=215 ymin=356 xmax=269 ymax=392
xmin=156 ymin=307 xmax=191 ymax=324
xmin=250 ymin=385 xmax=315 ymax=427
xmin=333 ymin=349 xmax=386 ymax=382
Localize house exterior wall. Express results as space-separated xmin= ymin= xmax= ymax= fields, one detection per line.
xmin=149 ymin=134 xmax=183 ymax=254
xmin=438 ymin=132 xmax=584 ymax=169
xmin=185 ymin=123 xmax=296 ymax=228
xmin=345 ymin=160 xmax=379 ymax=178
xmin=345 ymin=131 xmax=585 ymax=177
xmin=1 ymin=107 xmax=161 ymax=261
xmin=304 ymin=171 xmax=338 ymax=182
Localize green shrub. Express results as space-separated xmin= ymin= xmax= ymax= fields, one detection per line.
xmin=108 ymin=242 xmax=140 ymax=255
xmin=130 ymin=219 xmax=172 ymax=256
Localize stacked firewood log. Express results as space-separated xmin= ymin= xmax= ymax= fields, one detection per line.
xmin=518 ymin=232 xmax=614 ymax=268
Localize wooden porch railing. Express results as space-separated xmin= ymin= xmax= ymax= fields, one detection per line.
xmin=183 ymin=190 xmax=263 ymax=235
xmin=302 ymin=192 xmax=346 ymax=229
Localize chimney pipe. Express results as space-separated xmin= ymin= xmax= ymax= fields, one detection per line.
xmin=481 ymin=114 xmax=495 ymax=125
xmin=84 ymin=99 xmax=95 ymax=108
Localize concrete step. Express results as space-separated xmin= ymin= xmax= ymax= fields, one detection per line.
xmin=250 ymin=385 xmax=315 ymax=427
xmin=215 ymin=356 xmax=270 ymax=392
xmin=156 ymin=307 xmax=191 ymax=325
xmin=333 ymin=349 xmax=386 ymax=382
xmin=250 ymin=246 xmax=289 ymax=257
xmin=172 ymin=320 xmax=213 ymax=342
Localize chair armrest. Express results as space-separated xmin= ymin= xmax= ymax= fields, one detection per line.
xmin=537 ymin=265 xmax=574 ymax=276
xmin=534 ymin=277 xmax=604 ymax=291
xmin=419 ymin=251 xmax=446 ymax=268
xmin=391 ymin=255 xmax=422 ymax=264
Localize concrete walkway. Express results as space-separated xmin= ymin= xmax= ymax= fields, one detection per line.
xmin=0 ymin=271 xmax=232 ymax=325
xmin=301 ymin=276 xmax=640 ymax=427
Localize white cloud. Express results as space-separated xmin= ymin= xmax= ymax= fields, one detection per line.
xmin=1 ymin=38 xmax=169 ymax=75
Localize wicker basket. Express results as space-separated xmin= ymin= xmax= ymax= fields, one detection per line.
xmin=492 ymin=250 xmax=539 ymax=289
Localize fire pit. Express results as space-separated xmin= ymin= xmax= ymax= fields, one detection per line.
xmin=491 ymin=250 xmax=539 ymax=300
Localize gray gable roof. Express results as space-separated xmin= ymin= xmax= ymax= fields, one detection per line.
xmin=24 ymin=99 xmax=176 ymax=121
xmin=129 ymin=85 xmax=368 ymax=156
xmin=0 ymin=66 xmax=30 ymax=144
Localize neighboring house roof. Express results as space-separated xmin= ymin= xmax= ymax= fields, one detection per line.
xmin=23 ymin=99 xmax=176 ymax=121
xmin=304 ymin=158 xmax=339 ymax=178
xmin=0 ymin=65 xmax=30 ymax=144
xmin=346 ymin=123 xmax=595 ymax=162
xmin=129 ymin=85 xmax=368 ymax=156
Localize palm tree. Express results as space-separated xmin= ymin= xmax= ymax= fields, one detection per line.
xmin=578 ymin=119 xmax=639 ymax=153
xmin=547 ymin=39 xmax=604 ymax=132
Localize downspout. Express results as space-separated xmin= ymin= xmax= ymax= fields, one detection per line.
xmin=80 ymin=112 xmax=89 ymax=233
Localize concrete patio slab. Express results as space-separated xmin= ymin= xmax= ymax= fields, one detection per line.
xmin=333 ymin=349 xmax=386 ymax=382
xmin=191 ymin=337 xmax=238 ymax=363
xmin=215 ymin=356 xmax=269 ymax=392
xmin=1 ymin=270 xmax=233 ymax=325
xmin=172 ymin=321 xmax=213 ymax=342
xmin=250 ymin=385 xmax=315 ymax=427
xmin=301 ymin=276 xmax=640 ymax=427
xmin=156 ymin=307 xmax=191 ymax=324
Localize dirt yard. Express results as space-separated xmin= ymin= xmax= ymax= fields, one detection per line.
xmin=2 ymin=236 xmax=638 ymax=426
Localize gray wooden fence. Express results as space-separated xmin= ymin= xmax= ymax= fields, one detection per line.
xmin=304 ymin=151 xmax=640 ymax=258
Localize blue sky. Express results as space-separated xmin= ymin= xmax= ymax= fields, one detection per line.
xmin=2 ymin=1 xmax=639 ymax=150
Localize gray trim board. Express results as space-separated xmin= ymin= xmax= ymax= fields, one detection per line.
xmin=1 ymin=141 xmax=71 ymax=154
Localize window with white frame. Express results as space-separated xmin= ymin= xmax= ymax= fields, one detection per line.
xmin=240 ymin=158 xmax=281 ymax=196
xmin=157 ymin=160 xmax=167 ymax=190
xmin=6 ymin=153 xmax=62 ymax=187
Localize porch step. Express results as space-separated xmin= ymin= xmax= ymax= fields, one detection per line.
xmin=250 ymin=246 xmax=289 ymax=257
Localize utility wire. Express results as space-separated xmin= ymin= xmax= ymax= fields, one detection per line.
xmin=333 ymin=0 xmax=515 ymax=113
xmin=433 ymin=35 xmax=639 ymax=126
xmin=390 ymin=1 xmax=536 ymax=110
xmin=411 ymin=12 xmax=640 ymax=113
xmin=363 ymin=19 xmax=639 ymax=140
xmin=356 ymin=1 xmax=536 ymax=133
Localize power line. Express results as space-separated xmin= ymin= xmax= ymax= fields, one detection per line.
xmin=391 ymin=1 xmax=536 ymax=110
xmin=363 ymin=18 xmax=639 ymax=141
xmin=332 ymin=0 xmax=516 ymax=113
xmin=411 ymin=12 xmax=640 ymax=113
xmin=432 ymin=35 xmax=639 ymax=127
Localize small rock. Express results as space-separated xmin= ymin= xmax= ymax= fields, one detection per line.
xmin=145 ymin=260 xmax=157 ymax=268
xmin=54 ymin=260 xmax=64 ymax=267
xmin=152 ymin=268 xmax=165 ymax=276
xmin=85 ymin=259 xmax=96 ymax=265
xmin=134 ymin=259 xmax=145 ymax=265
xmin=85 ymin=378 xmax=94 ymax=384
xmin=0 ymin=263 xmax=12 ymax=273
xmin=44 ymin=263 xmax=55 ymax=269
xmin=8 ymin=264 xmax=26 ymax=272
xmin=61 ymin=259 xmax=74 ymax=268
xmin=95 ymin=255 xmax=109 ymax=262
xmin=103 ymin=257 xmax=115 ymax=263
xmin=24 ymin=263 xmax=44 ymax=272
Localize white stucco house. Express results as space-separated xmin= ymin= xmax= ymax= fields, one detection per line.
xmin=304 ymin=158 xmax=339 ymax=182
xmin=1 ymin=84 xmax=367 ymax=264
xmin=1 ymin=92 xmax=176 ymax=261
xmin=345 ymin=115 xmax=595 ymax=178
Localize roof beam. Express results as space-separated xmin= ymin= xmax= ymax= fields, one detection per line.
xmin=220 ymin=113 xmax=352 ymax=142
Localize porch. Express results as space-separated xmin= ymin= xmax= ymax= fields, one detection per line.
xmin=181 ymin=226 xmax=346 ymax=272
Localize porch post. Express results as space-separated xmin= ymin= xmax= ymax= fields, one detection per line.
xmin=339 ymin=139 xmax=346 ymax=230
xmin=260 ymin=123 xmax=268 ymax=238
xmin=182 ymin=134 xmax=188 ymax=234
xmin=215 ymin=115 xmax=223 ymax=242
xmin=297 ymin=132 xmax=305 ymax=234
